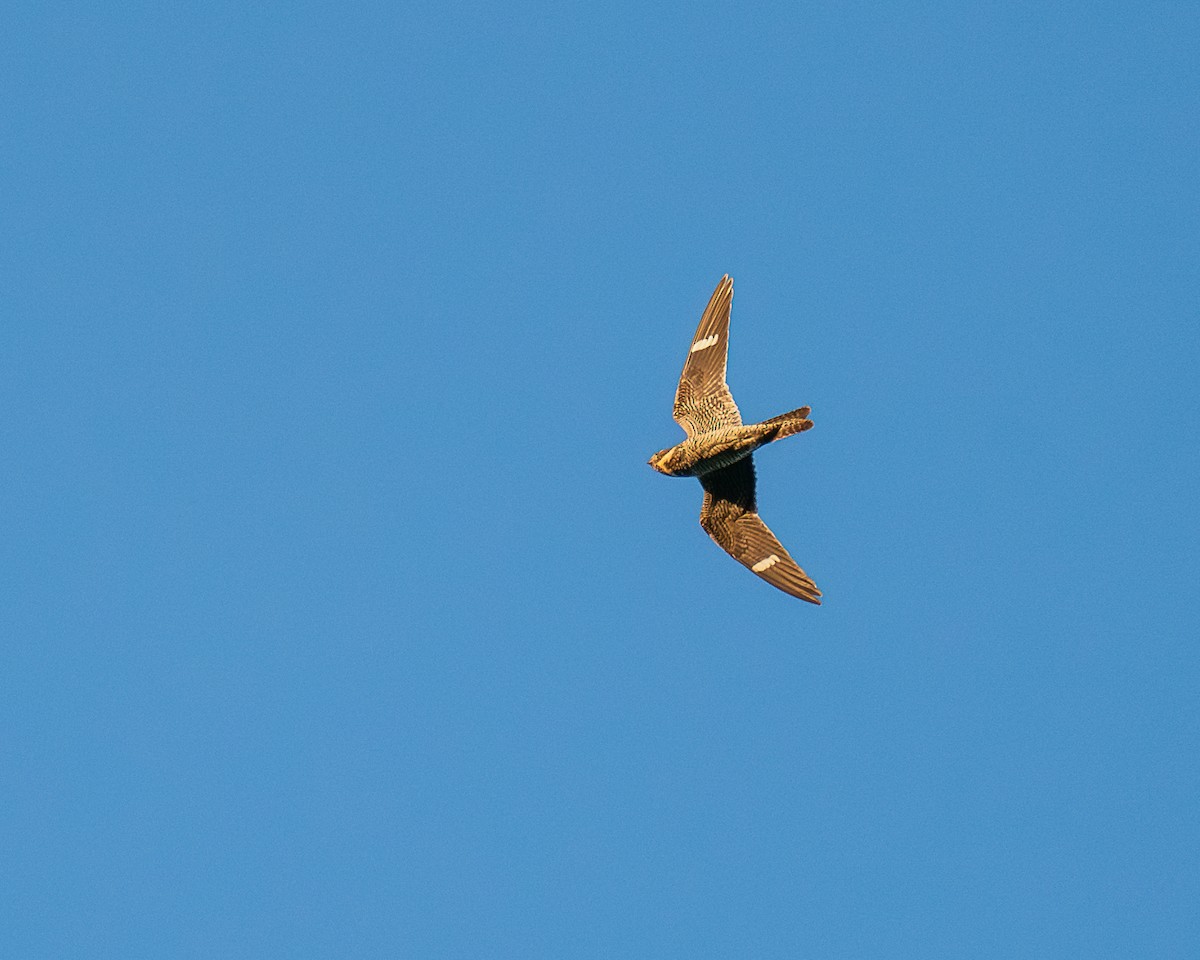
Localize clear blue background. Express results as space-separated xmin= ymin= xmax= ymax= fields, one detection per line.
xmin=4 ymin=1 xmax=1198 ymax=956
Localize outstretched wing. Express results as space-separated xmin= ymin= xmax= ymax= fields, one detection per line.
xmin=673 ymin=275 xmax=742 ymax=437
xmin=699 ymin=457 xmax=822 ymax=604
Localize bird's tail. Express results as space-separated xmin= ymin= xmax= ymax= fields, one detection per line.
xmin=763 ymin=406 xmax=813 ymax=440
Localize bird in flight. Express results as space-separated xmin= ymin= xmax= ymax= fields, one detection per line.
xmin=649 ymin=275 xmax=822 ymax=604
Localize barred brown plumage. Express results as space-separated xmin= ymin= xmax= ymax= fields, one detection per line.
xmin=648 ymin=275 xmax=822 ymax=605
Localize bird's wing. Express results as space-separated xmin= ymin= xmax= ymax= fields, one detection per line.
xmin=699 ymin=457 xmax=822 ymax=604
xmin=673 ymin=275 xmax=742 ymax=437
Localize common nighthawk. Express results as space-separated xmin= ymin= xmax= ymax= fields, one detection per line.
xmin=649 ymin=275 xmax=822 ymax=604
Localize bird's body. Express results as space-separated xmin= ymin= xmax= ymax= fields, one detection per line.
xmin=649 ymin=275 xmax=822 ymax=604
xmin=650 ymin=422 xmax=793 ymax=478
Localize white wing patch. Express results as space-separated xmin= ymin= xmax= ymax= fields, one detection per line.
xmin=690 ymin=334 xmax=720 ymax=353
xmin=752 ymin=554 xmax=780 ymax=573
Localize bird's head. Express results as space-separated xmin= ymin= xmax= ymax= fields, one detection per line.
xmin=648 ymin=448 xmax=676 ymax=475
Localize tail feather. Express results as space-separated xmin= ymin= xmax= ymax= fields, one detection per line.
xmin=763 ymin=406 xmax=813 ymax=440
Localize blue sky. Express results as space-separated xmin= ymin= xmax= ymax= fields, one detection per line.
xmin=4 ymin=1 xmax=1199 ymax=956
